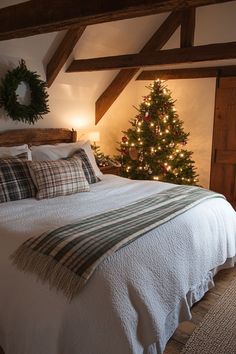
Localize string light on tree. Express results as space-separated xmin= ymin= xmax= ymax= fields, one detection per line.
xmin=117 ymin=79 xmax=198 ymax=185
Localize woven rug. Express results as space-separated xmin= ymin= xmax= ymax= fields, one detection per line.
xmin=181 ymin=275 xmax=236 ymax=354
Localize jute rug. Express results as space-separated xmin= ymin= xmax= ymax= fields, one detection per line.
xmin=181 ymin=275 xmax=236 ymax=354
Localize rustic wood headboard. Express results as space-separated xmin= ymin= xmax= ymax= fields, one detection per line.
xmin=0 ymin=128 xmax=77 ymax=147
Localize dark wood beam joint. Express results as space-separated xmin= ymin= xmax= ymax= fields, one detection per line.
xmin=68 ymin=42 xmax=236 ymax=72
xmin=95 ymin=10 xmax=182 ymax=124
xmin=180 ymin=7 xmax=196 ymax=47
xmin=136 ymin=66 xmax=236 ymax=80
xmin=47 ymin=25 xmax=86 ymax=87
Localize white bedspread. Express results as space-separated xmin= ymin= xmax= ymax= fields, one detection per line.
xmin=0 ymin=175 xmax=236 ymax=354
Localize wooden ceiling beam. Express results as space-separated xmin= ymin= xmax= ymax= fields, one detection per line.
xmin=46 ymin=25 xmax=86 ymax=87
xmin=0 ymin=0 xmax=233 ymax=41
xmin=136 ymin=66 xmax=236 ymax=80
xmin=180 ymin=8 xmax=196 ymax=47
xmin=95 ymin=11 xmax=182 ymax=124
xmin=67 ymin=42 xmax=236 ymax=72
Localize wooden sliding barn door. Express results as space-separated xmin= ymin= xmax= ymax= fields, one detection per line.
xmin=210 ymin=77 xmax=236 ymax=209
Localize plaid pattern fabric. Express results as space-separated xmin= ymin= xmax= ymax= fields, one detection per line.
xmin=11 ymin=185 xmax=224 ymax=299
xmin=72 ymin=148 xmax=100 ymax=184
xmin=0 ymin=157 xmax=36 ymax=203
xmin=28 ymin=156 xmax=90 ymax=200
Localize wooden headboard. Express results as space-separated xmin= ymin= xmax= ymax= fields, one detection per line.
xmin=0 ymin=128 xmax=77 ymax=147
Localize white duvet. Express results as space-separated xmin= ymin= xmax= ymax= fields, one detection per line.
xmin=0 ymin=175 xmax=236 ymax=354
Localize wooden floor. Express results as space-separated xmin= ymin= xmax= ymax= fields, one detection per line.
xmin=164 ymin=266 xmax=236 ymax=354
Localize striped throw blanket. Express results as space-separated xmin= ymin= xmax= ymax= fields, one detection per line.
xmin=11 ymin=185 xmax=224 ymax=300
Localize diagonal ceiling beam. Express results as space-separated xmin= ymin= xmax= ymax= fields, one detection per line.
xmin=46 ymin=25 xmax=86 ymax=87
xmin=0 ymin=0 xmax=233 ymax=41
xmin=67 ymin=42 xmax=236 ymax=72
xmin=180 ymin=8 xmax=196 ymax=47
xmin=136 ymin=66 xmax=236 ymax=80
xmin=94 ymin=11 xmax=183 ymax=124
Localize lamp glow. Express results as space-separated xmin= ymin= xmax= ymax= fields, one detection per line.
xmin=88 ymin=131 xmax=100 ymax=143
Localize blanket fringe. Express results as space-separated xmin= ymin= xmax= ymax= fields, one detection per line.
xmin=10 ymin=245 xmax=85 ymax=301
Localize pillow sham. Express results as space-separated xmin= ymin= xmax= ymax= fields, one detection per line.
xmin=72 ymin=148 xmax=100 ymax=184
xmin=31 ymin=141 xmax=102 ymax=177
xmin=28 ymin=156 xmax=90 ymax=200
xmin=10 ymin=152 xmax=29 ymax=160
xmin=0 ymin=158 xmax=36 ymax=203
xmin=0 ymin=144 xmax=32 ymax=160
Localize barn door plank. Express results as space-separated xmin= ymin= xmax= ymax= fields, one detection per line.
xmin=210 ymin=77 xmax=236 ymax=209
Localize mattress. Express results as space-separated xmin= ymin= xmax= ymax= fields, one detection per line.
xmin=0 ymin=175 xmax=236 ymax=354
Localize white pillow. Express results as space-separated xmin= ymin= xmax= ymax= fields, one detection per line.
xmin=31 ymin=141 xmax=102 ymax=177
xmin=0 ymin=144 xmax=32 ymax=160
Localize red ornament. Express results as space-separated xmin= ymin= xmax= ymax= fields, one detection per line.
xmin=181 ymin=141 xmax=187 ymax=146
xmin=122 ymin=136 xmax=128 ymax=143
xmin=144 ymin=111 xmax=151 ymax=121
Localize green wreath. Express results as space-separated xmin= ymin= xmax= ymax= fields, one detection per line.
xmin=0 ymin=60 xmax=50 ymax=125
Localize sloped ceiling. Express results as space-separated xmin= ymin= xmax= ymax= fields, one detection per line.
xmin=0 ymin=1 xmax=236 ymax=132
xmin=1 ymin=1 xmax=235 ymax=95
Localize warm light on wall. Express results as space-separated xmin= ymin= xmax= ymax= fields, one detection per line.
xmin=69 ymin=116 xmax=90 ymax=129
xmin=88 ymin=131 xmax=100 ymax=144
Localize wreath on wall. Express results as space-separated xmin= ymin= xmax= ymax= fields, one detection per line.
xmin=0 ymin=59 xmax=50 ymax=125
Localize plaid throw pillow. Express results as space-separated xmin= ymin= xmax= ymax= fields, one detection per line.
xmin=72 ymin=148 xmax=100 ymax=184
xmin=28 ymin=156 xmax=90 ymax=200
xmin=0 ymin=158 xmax=36 ymax=203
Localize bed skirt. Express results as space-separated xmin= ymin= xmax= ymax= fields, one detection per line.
xmin=1 ymin=257 xmax=235 ymax=354
xmin=146 ymin=257 xmax=236 ymax=354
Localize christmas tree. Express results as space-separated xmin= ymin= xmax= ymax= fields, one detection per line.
xmin=92 ymin=144 xmax=113 ymax=167
xmin=118 ymin=79 xmax=198 ymax=185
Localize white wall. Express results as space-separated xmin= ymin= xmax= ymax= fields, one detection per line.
xmin=0 ymin=1 xmax=236 ymax=187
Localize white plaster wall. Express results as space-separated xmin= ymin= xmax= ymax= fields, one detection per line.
xmin=0 ymin=1 xmax=236 ymax=187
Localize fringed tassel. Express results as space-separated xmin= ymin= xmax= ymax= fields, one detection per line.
xmin=10 ymin=246 xmax=85 ymax=301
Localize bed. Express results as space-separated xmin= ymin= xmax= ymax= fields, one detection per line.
xmin=0 ymin=128 xmax=236 ymax=354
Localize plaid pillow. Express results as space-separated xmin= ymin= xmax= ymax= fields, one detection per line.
xmin=28 ymin=156 xmax=90 ymax=200
xmin=0 ymin=158 xmax=36 ymax=203
xmin=72 ymin=148 xmax=100 ymax=184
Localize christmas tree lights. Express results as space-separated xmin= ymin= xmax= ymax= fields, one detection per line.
xmin=117 ymin=79 xmax=198 ymax=185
